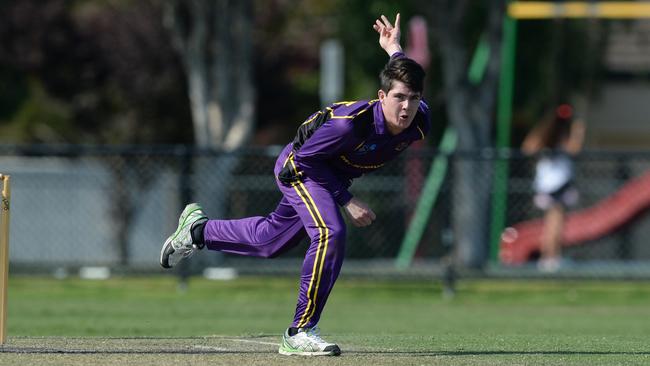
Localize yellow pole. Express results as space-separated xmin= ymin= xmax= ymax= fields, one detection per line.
xmin=0 ymin=174 xmax=10 ymax=345
xmin=509 ymin=1 xmax=650 ymax=19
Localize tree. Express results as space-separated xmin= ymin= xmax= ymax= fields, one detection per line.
xmin=162 ymin=1 xmax=257 ymax=272
xmin=163 ymin=0 xmax=255 ymax=149
xmin=431 ymin=0 xmax=505 ymax=267
xmin=0 ymin=0 xmax=195 ymax=265
xmin=0 ymin=0 xmax=192 ymax=144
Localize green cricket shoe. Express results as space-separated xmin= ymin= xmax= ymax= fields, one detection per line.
xmin=278 ymin=326 xmax=341 ymax=356
xmin=160 ymin=203 xmax=208 ymax=269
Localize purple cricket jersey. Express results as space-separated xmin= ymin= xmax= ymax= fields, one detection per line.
xmin=278 ymin=97 xmax=431 ymax=205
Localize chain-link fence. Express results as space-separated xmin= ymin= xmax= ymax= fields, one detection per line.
xmin=501 ymin=150 xmax=650 ymax=277
xmin=1 ymin=145 xmax=650 ymax=278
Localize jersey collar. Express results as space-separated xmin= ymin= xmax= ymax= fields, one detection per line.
xmin=373 ymin=101 xmax=387 ymax=135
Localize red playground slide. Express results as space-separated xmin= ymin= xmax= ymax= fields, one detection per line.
xmin=500 ymin=171 xmax=650 ymax=265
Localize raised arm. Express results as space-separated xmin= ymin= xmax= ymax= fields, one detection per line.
xmin=521 ymin=126 xmax=543 ymax=155
xmin=565 ymin=118 xmax=586 ymax=155
xmin=373 ymin=13 xmax=403 ymax=56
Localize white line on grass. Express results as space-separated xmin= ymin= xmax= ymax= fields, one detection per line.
xmin=223 ymin=338 xmax=279 ymax=346
xmin=192 ymin=345 xmax=232 ymax=352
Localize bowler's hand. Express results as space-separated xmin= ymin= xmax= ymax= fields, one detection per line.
xmin=373 ymin=13 xmax=402 ymax=56
xmin=343 ymin=198 xmax=377 ymax=227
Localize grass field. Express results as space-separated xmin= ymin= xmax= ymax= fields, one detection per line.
xmin=1 ymin=275 xmax=650 ymax=365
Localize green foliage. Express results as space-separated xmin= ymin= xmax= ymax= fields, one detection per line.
xmin=0 ymin=0 xmax=611 ymax=147
xmin=333 ymin=0 xmax=424 ymax=100
xmin=4 ymin=78 xmax=74 ymax=143
xmin=0 ymin=0 xmax=193 ymax=145
xmin=0 ymin=66 xmax=28 ymax=120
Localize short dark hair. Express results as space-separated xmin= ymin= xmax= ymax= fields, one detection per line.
xmin=380 ymin=57 xmax=425 ymax=94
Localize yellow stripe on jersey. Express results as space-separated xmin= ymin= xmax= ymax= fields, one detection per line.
xmin=353 ymin=140 xmax=366 ymax=151
xmin=332 ymin=101 xmax=358 ymax=106
xmin=416 ymin=126 xmax=425 ymax=140
xmin=291 ymin=181 xmax=329 ymax=328
xmin=339 ymin=155 xmax=385 ymax=170
xmin=282 ymin=151 xmax=294 ymax=168
xmin=289 ymin=155 xmax=300 ymax=176
xmin=327 ymin=100 xmax=376 ymax=120
xmin=300 ymin=111 xmax=324 ymax=126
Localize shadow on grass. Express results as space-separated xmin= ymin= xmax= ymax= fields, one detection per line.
xmin=349 ymin=350 xmax=650 ymax=356
xmin=0 ymin=347 xmax=271 ymax=354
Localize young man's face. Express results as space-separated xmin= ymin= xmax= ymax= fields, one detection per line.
xmin=378 ymin=80 xmax=421 ymax=135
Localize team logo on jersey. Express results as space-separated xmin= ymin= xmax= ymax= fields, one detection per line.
xmin=394 ymin=142 xmax=410 ymax=151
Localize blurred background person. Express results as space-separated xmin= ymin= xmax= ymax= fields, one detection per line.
xmin=522 ymin=104 xmax=586 ymax=271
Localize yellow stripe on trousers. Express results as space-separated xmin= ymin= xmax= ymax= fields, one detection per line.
xmin=291 ymin=181 xmax=329 ymax=328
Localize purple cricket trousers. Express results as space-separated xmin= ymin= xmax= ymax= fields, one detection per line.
xmin=202 ymin=144 xmax=346 ymax=329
